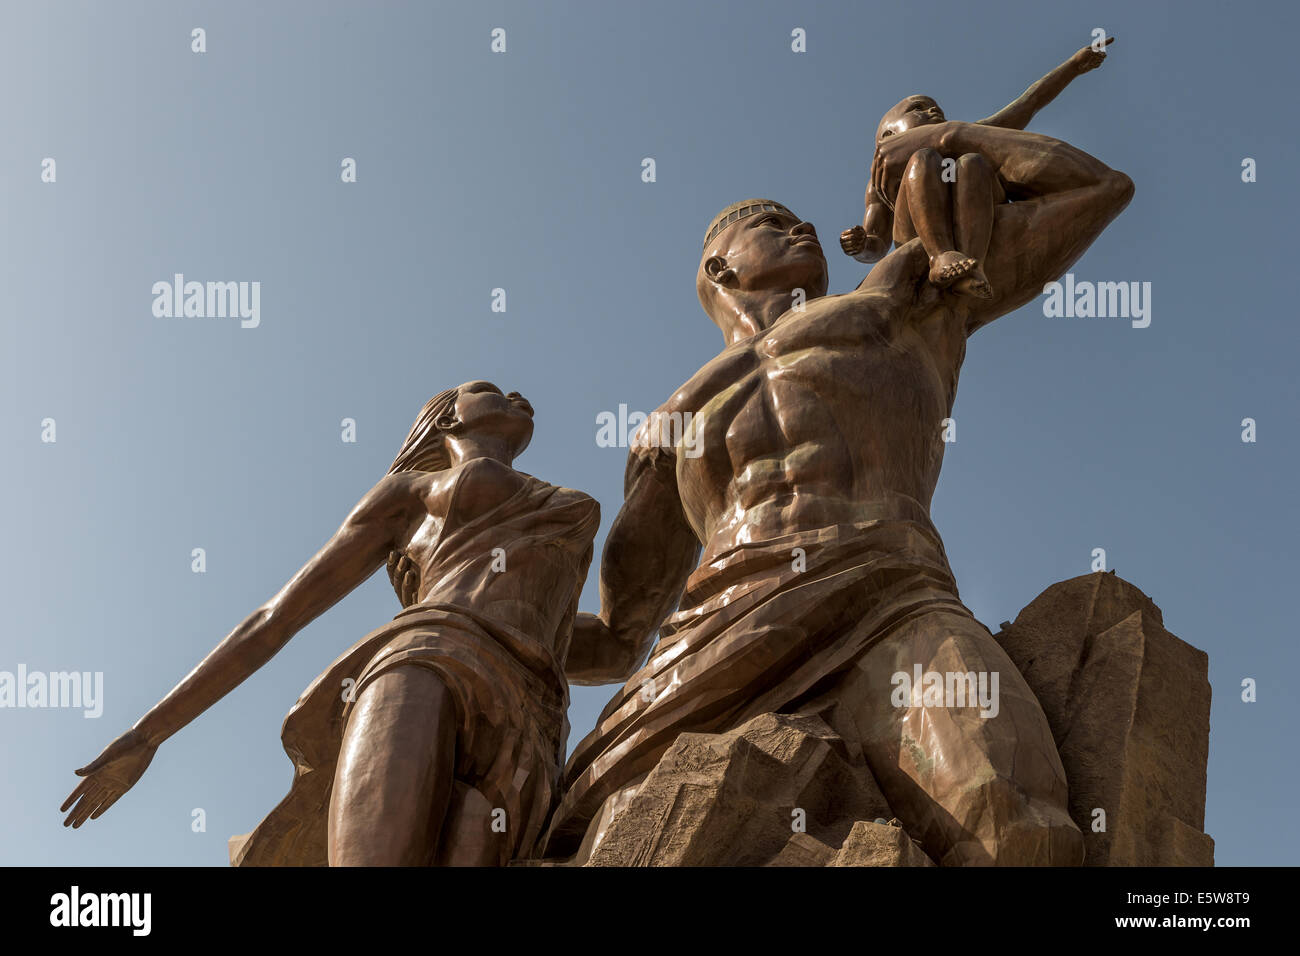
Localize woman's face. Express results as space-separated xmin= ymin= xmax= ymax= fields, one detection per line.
xmin=452 ymin=381 xmax=535 ymax=455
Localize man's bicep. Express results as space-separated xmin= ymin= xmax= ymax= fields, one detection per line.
xmin=610 ymin=449 xmax=697 ymax=571
xmin=965 ymin=203 xmax=1036 ymax=330
xmin=968 ymin=176 xmax=1133 ymax=333
xmin=602 ymin=450 xmax=699 ymax=639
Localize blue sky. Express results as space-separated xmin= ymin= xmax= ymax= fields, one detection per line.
xmin=2 ymin=0 xmax=1295 ymax=865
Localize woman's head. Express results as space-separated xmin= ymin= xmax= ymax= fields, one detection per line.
xmin=388 ymin=381 xmax=534 ymax=474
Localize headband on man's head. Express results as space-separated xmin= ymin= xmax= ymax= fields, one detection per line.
xmin=702 ymin=199 xmax=799 ymax=250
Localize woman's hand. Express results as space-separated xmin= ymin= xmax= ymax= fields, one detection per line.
xmin=61 ymin=729 xmax=158 ymax=827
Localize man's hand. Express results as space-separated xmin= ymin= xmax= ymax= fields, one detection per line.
xmin=61 ymin=729 xmax=158 ymax=827
xmin=1072 ymin=36 xmax=1114 ymax=74
xmin=870 ymin=123 xmax=963 ymax=205
xmin=387 ymin=550 xmax=420 ymax=607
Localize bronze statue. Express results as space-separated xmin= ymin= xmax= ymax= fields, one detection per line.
xmin=550 ymin=85 xmax=1134 ymax=863
xmin=841 ymin=38 xmax=1113 ymax=300
xmin=62 ymin=382 xmax=599 ymax=866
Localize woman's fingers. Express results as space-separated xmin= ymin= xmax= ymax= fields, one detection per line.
xmin=60 ymin=776 xmax=94 ymax=813
xmin=64 ymin=784 xmax=105 ymax=828
xmin=90 ymin=790 xmax=124 ymax=821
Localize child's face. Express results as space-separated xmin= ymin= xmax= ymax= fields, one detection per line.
xmin=876 ymin=95 xmax=945 ymax=143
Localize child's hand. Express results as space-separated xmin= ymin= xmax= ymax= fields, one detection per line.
xmin=841 ymin=225 xmax=868 ymax=257
xmin=1072 ymin=36 xmax=1114 ymax=74
xmin=872 ymin=129 xmax=950 ymax=206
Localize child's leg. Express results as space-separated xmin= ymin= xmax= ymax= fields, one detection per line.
xmin=893 ymin=148 xmax=977 ymax=287
xmin=328 ymin=665 xmax=457 ymax=865
xmin=950 ymin=153 xmax=1005 ymax=299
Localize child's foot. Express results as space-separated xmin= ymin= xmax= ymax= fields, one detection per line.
xmin=952 ymin=265 xmax=994 ymax=299
xmin=928 ymin=251 xmax=977 ymax=287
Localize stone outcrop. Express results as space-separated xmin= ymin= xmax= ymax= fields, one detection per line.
xmin=994 ymin=571 xmax=1214 ymax=866
xmin=772 ymin=820 xmax=935 ymax=867
xmin=578 ymin=712 xmax=933 ymax=866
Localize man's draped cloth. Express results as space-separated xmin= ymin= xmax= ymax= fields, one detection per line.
xmin=229 ymin=473 xmax=598 ymax=866
xmin=545 ymin=493 xmax=969 ymax=856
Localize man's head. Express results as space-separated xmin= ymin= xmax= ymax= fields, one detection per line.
xmin=876 ymin=95 xmax=945 ymax=143
xmin=696 ymin=199 xmax=828 ymax=341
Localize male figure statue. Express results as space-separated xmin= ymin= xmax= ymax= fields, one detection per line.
xmin=554 ymin=120 xmax=1133 ymax=865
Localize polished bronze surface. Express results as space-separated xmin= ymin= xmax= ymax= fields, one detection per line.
xmin=62 ymin=42 xmax=1136 ymax=866
xmin=550 ymin=111 xmax=1134 ymax=864
xmin=63 ymin=382 xmax=599 ymax=866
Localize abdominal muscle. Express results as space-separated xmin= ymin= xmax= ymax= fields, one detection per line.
xmin=684 ymin=448 xmax=942 ymax=567
xmin=673 ymin=306 xmax=955 ymax=566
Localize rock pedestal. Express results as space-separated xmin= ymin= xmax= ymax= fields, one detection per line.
xmin=994 ymin=572 xmax=1214 ymax=866
xmin=546 ymin=573 xmax=1214 ymax=867
xmin=579 ymin=712 xmax=932 ymax=866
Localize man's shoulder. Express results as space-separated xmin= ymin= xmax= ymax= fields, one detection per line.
xmin=656 ymin=338 xmax=763 ymax=415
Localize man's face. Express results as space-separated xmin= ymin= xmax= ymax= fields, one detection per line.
xmin=705 ymin=210 xmax=829 ymax=301
xmin=877 ymin=95 xmax=944 ymax=143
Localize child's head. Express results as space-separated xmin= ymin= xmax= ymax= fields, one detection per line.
xmin=876 ymin=95 xmax=945 ymax=143
xmin=388 ymin=381 xmax=534 ymax=473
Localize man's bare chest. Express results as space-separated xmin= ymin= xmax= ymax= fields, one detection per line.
xmin=669 ymin=302 xmax=936 ymax=418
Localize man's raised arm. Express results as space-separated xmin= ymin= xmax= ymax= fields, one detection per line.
xmin=564 ymin=447 xmax=700 ymax=685
xmin=955 ymin=123 xmax=1133 ymax=333
xmin=868 ymin=120 xmax=1133 ymax=334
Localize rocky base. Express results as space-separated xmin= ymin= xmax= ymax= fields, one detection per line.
xmin=553 ymin=572 xmax=1213 ymax=867
xmin=576 ymin=712 xmax=932 ymax=866
xmin=994 ymin=571 xmax=1214 ymax=866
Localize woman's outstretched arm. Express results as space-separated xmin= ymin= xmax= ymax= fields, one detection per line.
xmin=61 ymin=473 xmax=418 ymax=827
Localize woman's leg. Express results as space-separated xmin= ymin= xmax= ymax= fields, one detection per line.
xmin=328 ymin=666 xmax=457 ymax=866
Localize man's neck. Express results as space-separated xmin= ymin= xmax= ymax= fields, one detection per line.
xmin=715 ymin=289 xmax=802 ymax=345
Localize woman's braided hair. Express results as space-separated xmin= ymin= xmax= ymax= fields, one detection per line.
xmin=384 ymin=386 xmax=462 ymax=606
